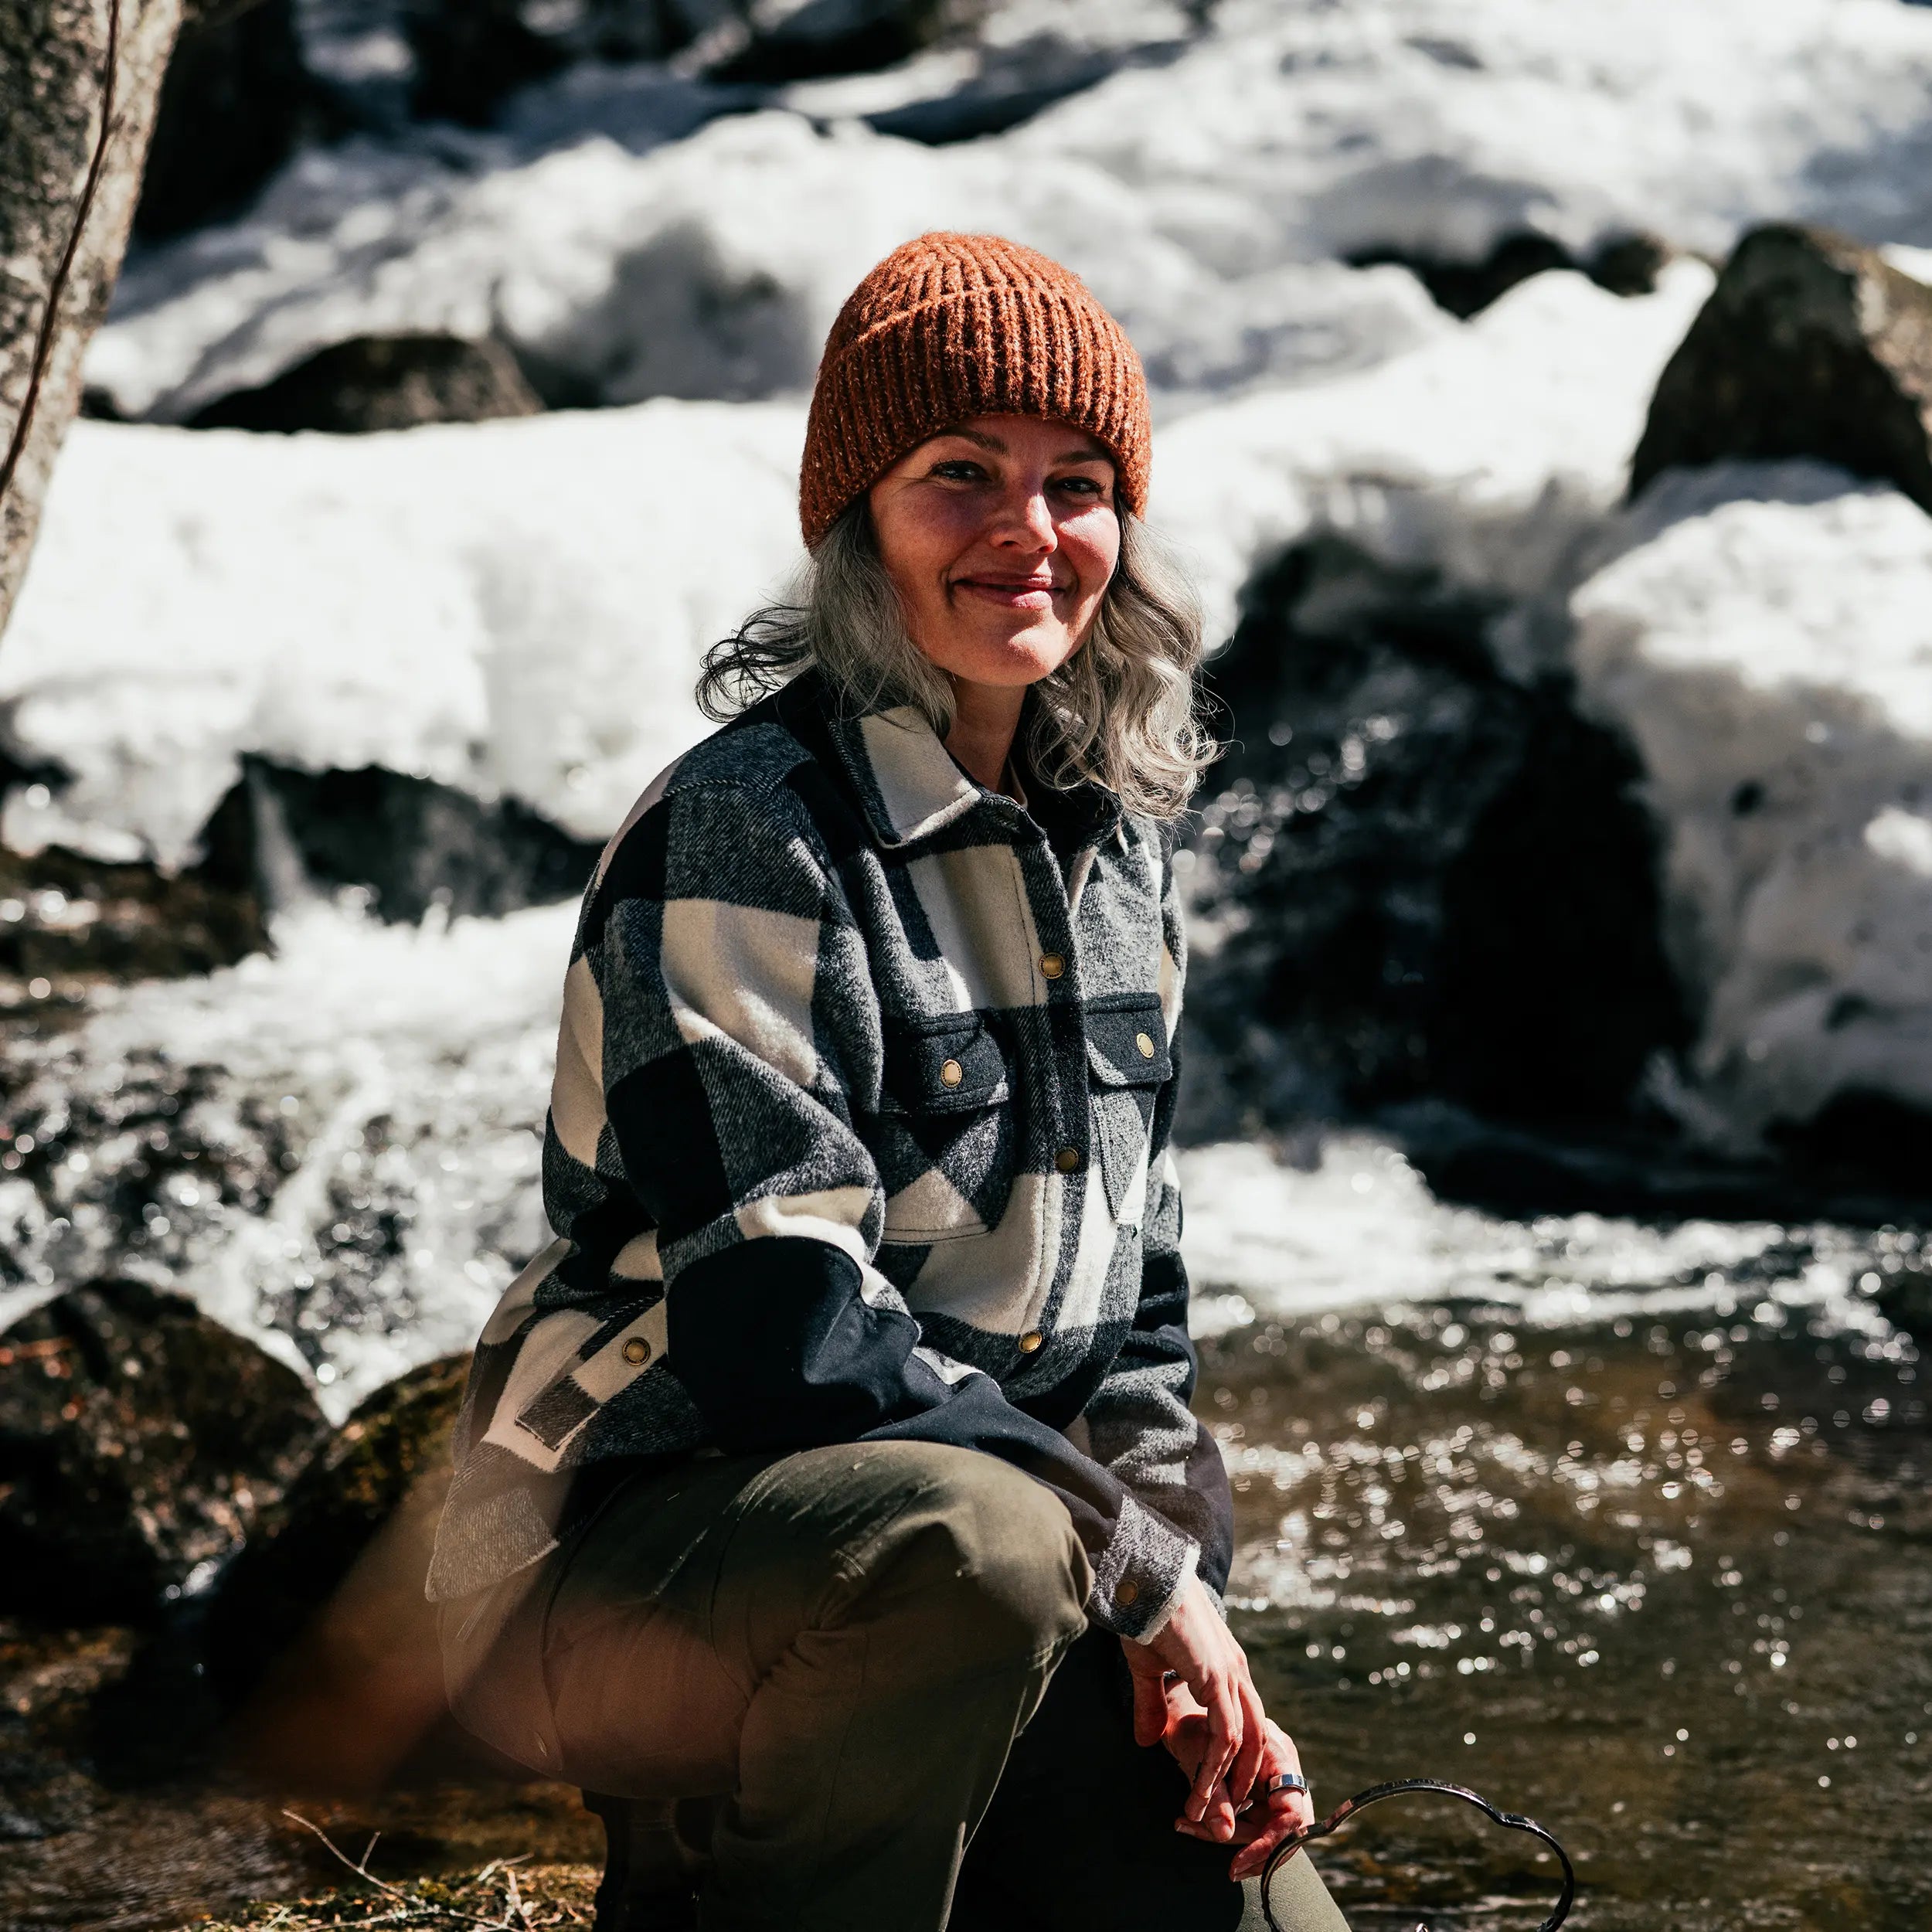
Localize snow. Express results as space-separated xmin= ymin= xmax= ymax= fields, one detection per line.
xmin=87 ymin=111 xmax=1447 ymax=425
xmin=1 ymin=401 xmax=804 ymax=866
xmin=88 ymin=0 xmax=1932 ymax=423
xmin=1153 ymin=257 xmax=1715 ymax=645
xmin=1571 ymin=464 xmax=1932 ymax=1144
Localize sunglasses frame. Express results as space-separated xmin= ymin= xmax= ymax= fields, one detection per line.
xmin=1260 ymin=1777 xmax=1576 ymax=1932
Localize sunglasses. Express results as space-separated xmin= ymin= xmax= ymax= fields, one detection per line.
xmin=1260 ymin=1777 xmax=1576 ymax=1932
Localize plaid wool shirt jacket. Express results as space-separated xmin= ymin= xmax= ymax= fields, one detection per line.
xmin=427 ymin=669 xmax=1233 ymax=1641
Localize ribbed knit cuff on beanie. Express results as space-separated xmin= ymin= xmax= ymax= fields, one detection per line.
xmin=799 ymin=232 xmax=1150 ymax=551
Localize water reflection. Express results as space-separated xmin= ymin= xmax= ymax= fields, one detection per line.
xmin=1209 ymin=1296 xmax=1930 ymax=1929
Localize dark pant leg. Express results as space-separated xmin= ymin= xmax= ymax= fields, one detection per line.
xmin=949 ymin=1628 xmax=1246 ymax=1932
xmin=536 ymin=1441 xmax=1090 ymax=1932
xmin=950 ymin=1628 xmax=1349 ymax=1932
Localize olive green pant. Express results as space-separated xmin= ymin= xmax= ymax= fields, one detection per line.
xmin=442 ymin=1441 xmax=1345 ymax=1931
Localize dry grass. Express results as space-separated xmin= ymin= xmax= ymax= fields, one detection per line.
xmin=178 ymin=1815 xmax=601 ymax=1932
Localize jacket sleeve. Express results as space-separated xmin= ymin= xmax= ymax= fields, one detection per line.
xmin=590 ymin=772 xmax=1196 ymax=1638
xmin=1080 ymin=842 xmax=1234 ymax=1604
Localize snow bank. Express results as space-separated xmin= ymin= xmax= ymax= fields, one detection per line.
xmin=90 ymin=0 xmax=1932 ymax=423
xmin=19 ymin=260 xmax=1710 ymax=869
xmin=1154 ymin=257 xmax=1715 ymax=645
xmin=1572 ymin=466 xmax=1932 ymax=1145
xmin=1 ymin=401 xmax=804 ymax=866
xmin=87 ymin=109 xmax=1447 ymax=424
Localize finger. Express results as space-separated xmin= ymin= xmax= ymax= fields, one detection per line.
xmin=1189 ymin=1680 xmax=1240 ymax=1824
xmin=1230 ymin=1804 xmax=1313 ymax=1883
xmin=1130 ymin=1661 xmax=1169 ymax=1747
xmin=1228 ymin=1675 xmax=1268 ymax=1811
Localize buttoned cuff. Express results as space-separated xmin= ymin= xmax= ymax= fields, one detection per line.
xmin=1087 ymin=1491 xmax=1199 ymax=1641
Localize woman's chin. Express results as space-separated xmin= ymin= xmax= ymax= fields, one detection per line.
xmin=928 ymin=624 xmax=1081 ymax=689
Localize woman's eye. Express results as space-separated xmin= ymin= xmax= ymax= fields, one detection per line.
xmin=930 ymin=460 xmax=986 ymax=481
xmin=1054 ymin=474 xmax=1107 ymax=498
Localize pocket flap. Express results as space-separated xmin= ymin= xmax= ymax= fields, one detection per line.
xmin=881 ymin=1013 xmax=1011 ymax=1114
xmin=1084 ymin=995 xmax=1172 ymax=1087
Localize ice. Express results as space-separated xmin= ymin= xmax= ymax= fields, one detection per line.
xmin=1 ymin=400 xmax=805 ymax=867
xmin=1571 ymin=465 xmax=1932 ymax=1144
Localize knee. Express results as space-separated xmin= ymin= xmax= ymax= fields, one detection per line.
xmin=855 ymin=1448 xmax=1090 ymax=1672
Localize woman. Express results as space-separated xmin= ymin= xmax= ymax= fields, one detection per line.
xmin=430 ymin=233 xmax=1344 ymax=1932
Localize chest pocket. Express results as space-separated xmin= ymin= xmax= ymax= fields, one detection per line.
xmin=874 ymin=1013 xmax=1017 ymax=1244
xmin=1084 ymin=993 xmax=1171 ymax=1223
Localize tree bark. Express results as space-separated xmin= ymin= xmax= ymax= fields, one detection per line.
xmin=0 ymin=0 xmax=189 ymax=642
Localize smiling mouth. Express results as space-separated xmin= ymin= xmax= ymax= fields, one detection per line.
xmin=952 ymin=577 xmax=1063 ymax=604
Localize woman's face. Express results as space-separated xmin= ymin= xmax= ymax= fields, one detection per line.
xmin=866 ymin=414 xmax=1121 ymax=691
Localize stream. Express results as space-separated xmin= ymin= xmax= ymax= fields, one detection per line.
xmin=0 ymin=906 xmax=1926 ymax=1928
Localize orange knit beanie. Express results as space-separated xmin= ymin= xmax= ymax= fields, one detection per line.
xmin=799 ymin=232 xmax=1150 ymax=551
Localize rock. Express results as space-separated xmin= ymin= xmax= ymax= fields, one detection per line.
xmin=1349 ymin=230 xmax=1672 ymax=320
xmin=240 ymin=757 xmax=603 ymax=920
xmin=1631 ymin=225 xmax=1932 ymax=509
xmin=403 ymin=0 xmax=576 ymax=126
xmin=134 ymin=0 xmax=318 ymax=240
xmin=0 ymin=1281 xmax=325 ymax=1624
xmin=202 ymin=1353 xmax=468 ymax=1705
xmin=710 ymin=0 xmax=992 ymax=83
xmin=188 ymin=335 xmax=543 ymax=435
xmin=1182 ymin=536 xmax=1689 ymax=1135
xmin=206 ymin=1355 xmax=479 ymax=1791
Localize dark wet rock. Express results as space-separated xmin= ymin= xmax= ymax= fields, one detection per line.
xmin=711 ymin=0 xmax=992 ymax=83
xmin=1350 ymin=230 xmax=1672 ymax=320
xmin=0 ymin=837 xmax=267 ymax=993
xmin=200 ymin=1353 xmax=468 ymax=1706
xmin=134 ymin=2 xmax=321 ymax=240
xmin=1769 ymin=1090 xmax=1932 ymax=1210
xmin=0 ymin=752 xmax=598 ymax=998
xmin=89 ymin=1355 xmax=471 ymax=1788
xmin=240 ymin=757 xmax=602 ymax=922
xmin=1182 ymin=537 xmax=1689 ymax=1137
xmin=1631 ymin=224 xmax=1932 ymax=510
xmin=0 ymin=1281 xmax=326 ymax=1624
xmin=188 ymin=335 xmax=543 ymax=435
xmin=403 ymin=0 xmax=577 ymax=125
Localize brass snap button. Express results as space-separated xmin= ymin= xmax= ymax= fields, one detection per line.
xmin=1114 ymin=1579 xmax=1139 ymax=1607
xmin=1018 ymin=1329 xmax=1045 ymax=1355
xmin=939 ymin=1058 xmax=964 ymax=1087
xmin=622 ymin=1337 xmax=651 ymax=1365
xmin=1039 ymin=952 xmax=1065 ymax=980
xmin=1054 ymin=1145 xmax=1082 ymax=1174
xmin=1134 ymin=1031 xmax=1157 ymax=1059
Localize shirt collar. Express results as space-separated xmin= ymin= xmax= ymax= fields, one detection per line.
xmin=801 ymin=675 xmax=1124 ymax=853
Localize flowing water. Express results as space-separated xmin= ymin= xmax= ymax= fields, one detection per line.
xmin=1 ymin=906 xmax=1927 ymax=1927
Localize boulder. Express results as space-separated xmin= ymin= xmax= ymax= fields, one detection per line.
xmin=135 ymin=0 xmax=318 ymax=240
xmin=709 ymin=0 xmax=992 ymax=82
xmin=0 ymin=1281 xmax=325 ymax=1624
xmin=1349 ymin=230 xmax=1672 ymax=320
xmin=207 ymin=1353 xmax=475 ymax=1791
xmin=188 ymin=335 xmax=543 ymax=436
xmin=1182 ymin=536 xmax=1689 ymax=1136
xmin=1631 ymin=225 xmax=1932 ymax=509
xmin=202 ymin=1352 xmax=467 ymax=1703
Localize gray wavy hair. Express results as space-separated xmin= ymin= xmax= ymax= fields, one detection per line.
xmin=697 ymin=502 xmax=1214 ymax=819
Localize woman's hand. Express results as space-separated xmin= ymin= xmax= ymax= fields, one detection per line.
xmin=1121 ymin=1571 xmax=1270 ymax=1835
xmin=1166 ymin=1706 xmax=1318 ymax=1880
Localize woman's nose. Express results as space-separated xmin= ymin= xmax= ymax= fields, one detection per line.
xmin=990 ymin=486 xmax=1056 ymax=548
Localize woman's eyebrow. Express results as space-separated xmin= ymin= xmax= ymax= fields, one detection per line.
xmin=929 ymin=428 xmax=1115 ymax=466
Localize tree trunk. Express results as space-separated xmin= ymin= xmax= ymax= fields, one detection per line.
xmin=0 ymin=0 xmax=189 ymax=642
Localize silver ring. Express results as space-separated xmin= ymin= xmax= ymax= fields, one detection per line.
xmin=1260 ymin=1771 xmax=1309 ymax=1800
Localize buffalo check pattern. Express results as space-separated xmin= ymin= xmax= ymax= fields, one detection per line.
xmin=428 ymin=670 xmax=1232 ymax=1640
